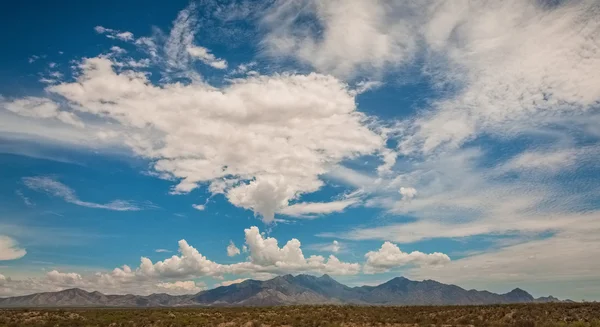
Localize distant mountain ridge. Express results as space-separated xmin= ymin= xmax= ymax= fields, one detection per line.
xmin=0 ymin=274 xmax=562 ymax=307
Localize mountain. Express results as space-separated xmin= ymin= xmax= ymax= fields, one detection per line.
xmin=0 ymin=274 xmax=561 ymax=307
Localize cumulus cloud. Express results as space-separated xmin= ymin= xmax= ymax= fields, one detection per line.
xmin=227 ymin=241 xmax=241 ymax=257
xmin=399 ymin=187 xmax=417 ymax=200
xmin=23 ymin=176 xmax=148 ymax=211
xmin=0 ymin=226 xmax=370 ymax=296
xmin=192 ymin=204 xmax=206 ymax=211
xmin=239 ymin=226 xmax=360 ymax=275
xmin=364 ymin=241 xmax=450 ymax=274
xmin=156 ymin=280 xmax=204 ymax=294
xmin=0 ymin=236 xmax=27 ymax=261
xmin=42 ymin=54 xmax=382 ymax=222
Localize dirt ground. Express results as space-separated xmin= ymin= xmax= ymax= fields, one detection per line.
xmin=1 ymin=303 xmax=599 ymax=327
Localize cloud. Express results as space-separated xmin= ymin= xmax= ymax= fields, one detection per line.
xmin=0 ymin=225 xmax=372 ymax=296
xmin=261 ymin=0 xmax=421 ymax=78
xmin=41 ymin=55 xmax=382 ymax=223
xmin=187 ymin=45 xmax=228 ymax=69
xmin=109 ymin=46 xmax=127 ymax=55
xmin=278 ymin=199 xmax=359 ymax=218
xmin=331 ymin=240 xmax=340 ymax=253
xmin=399 ymin=187 xmax=417 ymax=200
xmin=15 ymin=190 xmax=34 ymax=207
xmin=94 ymin=25 xmax=135 ymax=41
xmin=23 ymin=176 xmax=148 ymax=211
xmin=192 ymin=204 xmax=205 ymax=211
xmin=2 ymin=1 xmax=599 ymax=299
xmin=502 ymin=149 xmax=579 ymax=173
xmin=402 ymin=0 xmax=600 ymax=154
xmin=307 ymin=240 xmax=342 ymax=253
xmin=364 ymin=241 xmax=450 ymax=274
xmin=0 ymin=236 xmax=27 ymax=261
xmin=406 ymin=220 xmax=600 ymax=294
xmin=156 ymin=280 xmax=205 ymax=294
xmin=46 ymin=270 xmax=83 ymax=284
xmin=155 ymin=249 xmax=171 ymax=253
xmin=227 ymin=241 xmax=241 ymax=257
xmin=2 ymin=97 xmax=84 ymax=128
xmin=1 ymin=4 xmax=386 ymax=224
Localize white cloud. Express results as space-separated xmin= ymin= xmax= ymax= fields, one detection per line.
xmin=155 ymin=249 xmax=171 ymax=253
xmin=0 ymin=226 xmax=369 ymax=296
xmin=15 ymin=190 xmax=34 ymax=207
xmin=192 ymin=204 xmax=205 ymax=211
xmin=94 ymin=26 xmax=108 ymax=34
xmin=3 ymin=97 xmax=84 ymax=128
xmin=187 ymin=45 xmax=228 ymax=69
xmin=110 ymin=46 xmax=127 ymax=55
xmin=399 ymin=187 xmax=417 ymax=200
xmin=46 ymin=270 xmax=83 ymax=284
xmin=156 ymin=280 xmax=204 ymax=294
xmin=23 ymin=176 xmax=148 ymax=211
xmin=502 ymin=149 xmax=579 ymax=173
xmin=331 ymin=240 xmax=340 ymax=253
xmin=261 ymin=0 xmax=421 ymax=78
xmin=114 ymin=32 xmax=134 ymax=41
xmin=403 ymin=0 xmax=600 ymax=154
xmin=227 ymin=241 xmax=241 ymax=257
xmin=94 ymin=26 xmax=135 ymax=42
xmin=307 ymin=240 xmax=342 ymax=253
xmin=354 ymin=80 xmax=383 ymax=94
xmin=229 ymin=62 xmax=257 ymax=76
xmin=42 ymin=55 xmax=382 ymax=222
xmin=364 ymin=241 xmax=450 ymax=274
xmin=406 ymin=221 xmax=600 ymax=299
xmin=239 ymin=226 xmax=360 ymax=275
xmin=0 ymin=236 xmax=27 ymax=261
xmin=278 ymin=199 xmax=358 ymax=218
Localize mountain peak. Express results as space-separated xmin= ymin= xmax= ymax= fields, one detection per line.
xmin=386 ymin=276 xmax=410 ymax=284
xmin=58 ymin=288 xmax=89 ymax=294
xmin=319 ymin=274 xmax=334 ymax=281
xmin=507 ymin=287 xmax=531 ymax=296
xmin=504 ymin=287 xmax=534 ymax=302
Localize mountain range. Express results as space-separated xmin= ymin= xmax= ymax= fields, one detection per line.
xmin=0 ymin=274 xmax=562 ymax=307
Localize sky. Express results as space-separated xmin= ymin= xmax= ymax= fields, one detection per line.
xmin=0 ymin=0 xmax=599 ymax=301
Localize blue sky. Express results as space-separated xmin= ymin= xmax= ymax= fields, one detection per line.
xmin=0 ymin=0 xmax=599 ymax=300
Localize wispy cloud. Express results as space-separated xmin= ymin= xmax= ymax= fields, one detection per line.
xmin=278 ymin=199 xmax=359 ymax=218
xmin=306 ymin=240 xmax=343 ymax=254
xmin=22 ymin=176 xmax=151 ymax=211
xmin=15 ymin=190 xmax=34 ymax=207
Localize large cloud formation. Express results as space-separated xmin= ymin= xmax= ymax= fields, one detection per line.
xmin=44 ymin=57 xmax=382 ymax=222
xmin=0 ymin=227 xmax=446 ymax=296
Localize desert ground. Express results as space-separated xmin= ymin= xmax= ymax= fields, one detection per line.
xmin=1 ymin=303 xmax=599 ymax=327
